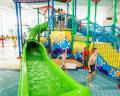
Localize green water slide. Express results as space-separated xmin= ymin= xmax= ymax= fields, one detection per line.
xmin=19 ymin=22 xmax=91 ymax=96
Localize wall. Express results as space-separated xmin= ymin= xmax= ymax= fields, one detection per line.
xmin=0 ymin=1 xmax=119 ymax=36
xmin=0 ymin=6 xmax=16 ymax=36
xmin=0 ymin=5 xmax=43 ymax=36
xmin=54 ymin=2 xmax=108 ymax=25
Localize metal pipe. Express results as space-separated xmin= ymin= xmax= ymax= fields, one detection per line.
xmin=52 ymin=0 xmax=55 ymax=30
xmin=67 ymin=2 xmax=69 ymax=16
xmin=37 ymin=8 xmax=40 ymax=25
xmin=86 ymin=0 xmax=91 ymax=50
xmin=112 ymin=0 xmax=118 ymax=48
xmin=86 ymin=0 xmax=91 ymax=64
xmin=19 ymin=2 xmax=23 ymax=51
xmin=72 ymin=0 xmax=75 ymax=52
xmin=93 ymin=2 xmax=97 ymax=48
xmin=75 ymin=0 xmax=77 ymax=18
xmin=48 ymin=0 xmax=50 ymax=29
xmin=15 ymin=2 xmax=22 ymax=57
xmin=113 ymin=0 xmax=118 ymax=35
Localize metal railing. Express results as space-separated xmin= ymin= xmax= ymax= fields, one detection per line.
xmin=103 ymin=25 xmax=120 ymax=37
xmin=77 ymin=19 xmax=120 ymax=52
xmin=49 ymin=14 xmax=72 ymax=30
xmin=76 ymin=18 xmax=120 ymax=80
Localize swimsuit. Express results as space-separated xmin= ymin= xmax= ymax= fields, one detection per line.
xmin=90 ymin=64 xmax=95 ymax=73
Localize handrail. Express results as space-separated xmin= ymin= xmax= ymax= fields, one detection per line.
xmin=76 ymin=18 xmax=120 ymax=47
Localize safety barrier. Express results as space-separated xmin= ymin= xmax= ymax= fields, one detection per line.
xmin=75 ymin=19 xmax=120 ymax=80
xmin=49 ymin=14 xmax=72 ymax=30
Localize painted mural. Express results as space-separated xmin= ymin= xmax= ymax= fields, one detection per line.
xmin=50 ymin=31 xmax=72 ymax=57
xmin=97 ymin=55 xmax=120 ymax=81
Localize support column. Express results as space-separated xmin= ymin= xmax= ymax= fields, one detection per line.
xmin=67 ymin=2 xmax=69 ymax=16
xmin=52 ymin=0 xmax=55 ymax=30
xmin=113 ymin=0 xmax=118 ymax=35
xmin=15 ymin=2 xmax=22 ymax=58
xmin=74 ymin=0 xmax=77 ymax=36
xmin=72 ymin=0 xmax=75 ymax=52
xmin=86 ymin=0 xmax=91 ymax=64
xmin=48 ymin=0 xmax=51 ymax=52
xmin=37 ymin=8 xmax=40 ymax=41
xmin=93 ymin=2 xmax=97 ymax=48
xmin=37 ymin=8 xmax=40 ymax=25
xmin=74 ymin=0 xmax=77 ymax=18
xmin=48 ymin=0 xmax=50 ymax=29
xmin=112 ymin=0 xmax=118 ymax=48
xmin=19 ymin=3 xmax=23 ymax=51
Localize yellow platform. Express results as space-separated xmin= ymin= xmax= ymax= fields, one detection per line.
xmin=92 ymin=43 xmax=120 ymax=68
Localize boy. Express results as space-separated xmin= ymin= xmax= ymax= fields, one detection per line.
xmin=86 ymin=48 xmax=98 ymax=87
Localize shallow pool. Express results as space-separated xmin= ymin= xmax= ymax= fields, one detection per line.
xmin=0 ymin=69 xmax=19 ymax=96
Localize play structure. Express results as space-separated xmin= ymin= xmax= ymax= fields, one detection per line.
xmin=19 ymin=22 xmax=90 ymax=96
xmin=13 ymin=0 xmax=120 ymax=95
xmin=50 ymin=31 xmax=72 ymax=57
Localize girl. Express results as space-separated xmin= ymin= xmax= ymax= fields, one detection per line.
xmin=57 ymin=49 xmax=67 ymax=71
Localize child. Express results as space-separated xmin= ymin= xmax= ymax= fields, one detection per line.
xmin=57 ymin=49 xmax=67 ymax=71
xmin=61 ymin=9 xmax=65 ymax=28
xmin=57 ymin=8 xmax=62 ymax=29
xmin=86 ymin=48 xmax=98 ymax=87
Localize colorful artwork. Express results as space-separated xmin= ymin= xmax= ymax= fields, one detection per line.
xmin=97 ymin=55 xmax=120 ymax=81
xmin=40 ymin=37 xmax=49 ymax=48
xmin=50 ymin=31 xmax=72 ymax=57
xmin=73 ymin=41 xmax=86 ymax=63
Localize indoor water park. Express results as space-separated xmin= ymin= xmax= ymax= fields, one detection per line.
xmin=0 ymin=0 xmax=120 ymax=96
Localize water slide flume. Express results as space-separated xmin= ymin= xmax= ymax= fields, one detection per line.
xmin=18 ymin=22 xmax=91 ymax=96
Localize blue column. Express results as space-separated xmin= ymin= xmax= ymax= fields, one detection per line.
xmin=52 ymin=0 xmax=55 ymax=30
xmin=48 ymin=0 xmax=51 ymax=51
xmin=74 ymin=0 xmax=77 ymax=34
xmin=15 ymin=2 xmax=22 ymax=57
xmin=48 ymin=0 xmax=50 ymax=29
xmin=67 ymin=2 xmax=69 ymax=16
xmin=19 ymin=3 xmax=23 ymax=52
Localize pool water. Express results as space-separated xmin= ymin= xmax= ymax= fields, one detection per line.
xmin=0 ymin=70 xmax=19 ymax=96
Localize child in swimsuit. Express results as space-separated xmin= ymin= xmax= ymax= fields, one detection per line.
xmin=57 ymin=49 xmax=67 ymax=71
xmin=86 ymin=48 xmax=98 ymax=87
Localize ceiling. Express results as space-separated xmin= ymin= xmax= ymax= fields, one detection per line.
xmin=0 ymin=0 xmax=116 ymax=9
xmin=0 ymin=0 xmax=120 ymax=15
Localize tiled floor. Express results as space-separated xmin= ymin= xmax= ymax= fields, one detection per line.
xmin=67 ymin=69 xmax=120 ymax=96
xmin=0 ymin=40 xmax=20 ymax=69
xmin=0 ymin=40 xmax=20 ymax=96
